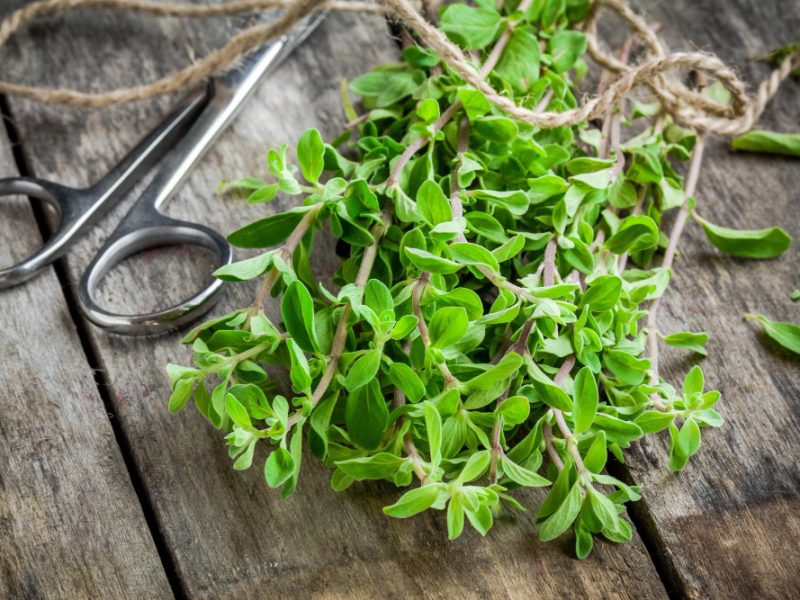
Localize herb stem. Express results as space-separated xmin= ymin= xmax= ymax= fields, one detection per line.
xmin=287 ymin=210 xmax=392 ymax=427
xmin=645 ymin=136 xmax=705 ymax=409
xmin=249 ymin=203 xmax=323 ymax=316
xmin=385 ymin=0 xmax=534 ymax=189
xmin=550 ymin=355 xmax=586 ymax=474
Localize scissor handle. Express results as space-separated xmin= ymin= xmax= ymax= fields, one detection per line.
xmin=0 ymin=90 xmax=210 ymax=291
xmin=0 ymin=176 xmax=88 ymax=289
xmin=78 ymin=211 xmax=232 ymax=334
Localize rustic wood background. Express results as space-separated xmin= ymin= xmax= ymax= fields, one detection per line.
xmin=0 ymin=1 xmax=797 ymax=598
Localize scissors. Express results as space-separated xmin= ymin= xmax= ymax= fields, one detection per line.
xmin=0 ymin=12 xmax=325 ymax=334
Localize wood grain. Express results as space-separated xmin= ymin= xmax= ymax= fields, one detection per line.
xmin=618 ymin=1 xmax=800 ymax=598
xmin=0 ymin=98 xmax=171 ymax=598
xmin=0 ymin=5 xmax=667 ymax=599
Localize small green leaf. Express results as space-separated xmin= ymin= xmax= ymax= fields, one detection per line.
xmin=168 ymin=378 xmax=195 ymax=413
xmin=383 ymin=484 xmax=442 ymax=518
xmin=404 ymin=247 xmax=462 ymax=274
xmin=286 ymin=338 xmax=311 ymax=393
xmin=225 ymin=394 xmax=252 ymax=430
xmin=447 ymin=494 xmax=465 ymax=539
xmin=448 ymin=242 xmax=500 ymax=273
xmin=579 ymin=275 xmax=622 ymax=312
xmin=416 ymin=179 xmax=453 ymax=226
xmin=572 ymin=367 xmax=598 ymax=433
xmin=345 ymin=348 xmax=382 ymax=391
xmin=661 ymin=331 xmax=709 ymax=356
xmin=732 ymin=130 xmax=800 ymax=157
xmin=501 ymin=456 xmax=550 ymax=487
xmin=605 ymin=215 xmax=659 ymax=254
xmin=583 ymin=431 xmax=607 ymax=473
xmin=227 ymin=208 xmax=311 ymax=248
xmin=496 ymin=395 xmax=530 ymax=426
xmin=696 ymin=214 xmax=792 ymax=259
xmin=281 ymin=281 xmax=319 ymax=354
xmin=213 ymin=252 xmax=274 ymax=282
xmin=496 ymin=28 xmax=541 ymax=91
xmin=265 ymin=448 xmax=295 ymax=488
xmin=345 ymin=379 xmax=389 ymax=450
xmin=456 ymin=450 xmax=491 ymax=483
xmin=539 ymin=482 xmax=583 ymax=541
xmin=532 ymin=379 xmax=572 ymax=412
xmin=745 ymin=314 xmax=800 ymax=355
xmin=424 ymin=402 xmax=443 ymax=467
xmin=297 ymin=129 xmax=325 ymax=183
xmin=439 ymin=4 xmax=501 ymax=49
xmin=429 ymin=306 xmax=469 ymax=349
xmin=388 ymin=362 xmax=426 ymax=403
xmin=549 ymin=30 xmax=588 ymax=73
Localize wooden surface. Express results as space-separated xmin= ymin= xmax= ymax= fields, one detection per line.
xmin=0 ymin=0 xmax=797 ymax=598
xmin=0 ymin=71 xmax=171 ymax=600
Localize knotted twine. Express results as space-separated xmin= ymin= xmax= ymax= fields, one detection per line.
xmin=0 ymin=0 xmax=797 ymax=135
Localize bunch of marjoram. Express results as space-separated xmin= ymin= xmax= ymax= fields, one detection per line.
xmin=166 ymin=0 xmax=798 ymax=557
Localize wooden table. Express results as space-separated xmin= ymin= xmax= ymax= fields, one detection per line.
xmin=0 ymin=1 xmax=797 ymax=598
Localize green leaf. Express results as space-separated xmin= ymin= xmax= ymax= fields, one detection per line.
xmin=439 ymin=4 xmax=502 ymax=49
xmin=496 ymin=28 xmax=541 ymax=91
xmin=336 ymin=453 xmax=405 ymax=480
xmin=404 ymin=247 xmax=462 ymax=274
xmin=225 ymin=393 xmax=252 ymax=430
xmin=471 ymin=117 xmax=520 ymax=145
xmin=388 ymin=362 xmax=426 ymax=403
xmin=605 ymin=215 xmax=659 ymax=254
xmin=246 ymin=184 xmax=280 ymax=204
xmin=532 ymin=379 xmax=573 ymax=411
xmin=383 ymin=484 xmax=442 ymax=518
xmin=579 ymin=275 xmax=622 ymax=312
xmin=309 ymin=393 xmax=337 ymax=459
xmin=745 ymin=314 xmax=800 ymax=355
xmin=732 ymin=130 xmax=800 ymax=157
xmin=448 ymin=242 xmax=500 ymax=273
xmin=447 ymin=494 xmax=465 ymax=539
xmin=458 ymin=88 xmax=492 ymax=120
xmin=345 ymin=379 xmax=389 ymax=450
xmin=465 ymin=353 xmax=523 ymax=391
xmin=364 ymin=279 xmax=394 ymax=319
xmin=501 ymin=456 xmax=550 ymax=487
xmin=496 ymin=395 xmax=530 ymax=426
xmin=416 ymin=179 xmax=453 ymax=226
xmin=286 ymin=338 xmax=312 ymax=393
xmin=572 ymin=367 xmax=598 ymax=433
xmin=634 ymin=411 xmax=675 ymax=433
xmin=265 ymin=448 xmax=295 ymax=488
xmin=281 ymin=281 xmax=319 ymax=353
xmin=696 ymin=215 xmax=792 ymax=259
xmin=424 ymin=402 xmax=443 ymax=467
xmin=539 ymin=482 xmax=583 ymax=541
xmin=549 ymin=30 xmax=587 ymax=73
xmin=587 ymin=486 xmax=620 ymax=532
xmin=168 ymin=377 xmax=194 ymax=413
xmin=661 ymin=331 xmax=708 ymax=356
xmin=213 ymin=251 xmax=274 ymax=282
xmin=345 ymin=348 xmax=382 ymax=391
xmin=456 ymin=450 xmax=491 ymax=483
xmin=583 ymin=431 xmax=607 ymax=473
xmin=683 ymin=365 xmax=705 ymax=397
xmin=297 ymin=128 xmax=325 ymax=184
xmin=428 ymin=306 xmax=469 ymax=349
xmin=227 ymin=208 xmax=311 ymax=248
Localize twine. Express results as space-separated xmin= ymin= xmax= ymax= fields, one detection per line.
xmin=0 ymin=0 xmax=797 ymax=134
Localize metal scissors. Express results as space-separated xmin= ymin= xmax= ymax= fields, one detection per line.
xmin=0 ymin=12 xmax=325 ymax=334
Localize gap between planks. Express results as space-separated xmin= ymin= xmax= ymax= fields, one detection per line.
xmin=0 ymin=93 xmax=186 ymax=600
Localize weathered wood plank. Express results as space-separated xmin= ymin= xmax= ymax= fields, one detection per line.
xmin=0 ymin=99 xmax=171 ymax=598
xmin=0 ymin=6 xmax=667 ymax=598
xmin=617 ymin=1 xmax=800 ymax=597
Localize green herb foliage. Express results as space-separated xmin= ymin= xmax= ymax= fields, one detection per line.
xmin=164 ymin=0 xmax=799 ymax=557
